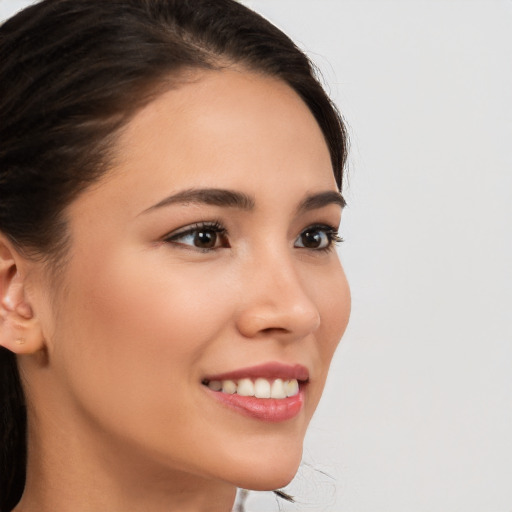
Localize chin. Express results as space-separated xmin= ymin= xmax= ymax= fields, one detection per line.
xmin=226 ymin=446 xmax=303 ymax=492
xmin=244 ymin=472 xmax=297 ymax=493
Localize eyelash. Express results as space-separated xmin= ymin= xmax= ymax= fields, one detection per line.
xmin=162 ymin=221 xmax=228 ymax=252
xmin=298 ymin=224 xmax=344 ymax=253
xmin=162 ymin=221 xmax=344 ymax=252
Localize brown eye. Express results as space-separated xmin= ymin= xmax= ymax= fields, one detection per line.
xmin=294 ymin=225 xmax=342 ymax=250
xmin=164 ymin=222 xmax=229 ymax=250
xmin=193 ymin=229 xmax=218 ymax=249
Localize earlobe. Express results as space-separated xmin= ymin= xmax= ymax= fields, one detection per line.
xmin=0 ymin=237 xmax=45 ymax=355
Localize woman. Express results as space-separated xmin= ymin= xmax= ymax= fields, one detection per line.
xmin=0 ymin=1 xmax=350 ymax=511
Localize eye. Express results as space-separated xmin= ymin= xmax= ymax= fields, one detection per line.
xmin=294 ymin=224 xmax=343 ymax=251
xmin=163 ymin=222 xmax=229 ymax=251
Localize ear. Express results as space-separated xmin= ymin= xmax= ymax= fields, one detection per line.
xmin=0 ymin=236 xmax=45 ymax=355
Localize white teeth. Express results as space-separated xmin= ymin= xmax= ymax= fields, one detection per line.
xmin=254 ymin=378 xmax=271 ymax=398
xmin=270 ymin=378 xmax=287 ymax=399
xmin=237 ymin=378 xmax=255 ymax=396
xmin=284 ymin=379 xmax=299 ymax=397
xmin=222 ymin=380 xmax=237 ymax=394
xmin=207 ymin=377 xmax=301 ymax=399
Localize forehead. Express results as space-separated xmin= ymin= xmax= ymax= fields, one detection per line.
xmin=73 ymin=68 xmax=336 ymax=221
xmin=114 ymin=69 xmax=333 ymax=179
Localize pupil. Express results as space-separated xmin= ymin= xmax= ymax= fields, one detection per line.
xmin=303 ymin=230 xmax=321 ymax=248
xmin=195 ymin=230 xmax=216 ymax=248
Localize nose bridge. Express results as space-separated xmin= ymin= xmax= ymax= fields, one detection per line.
xmin=236 ymin=245 xmax=320 ymax=339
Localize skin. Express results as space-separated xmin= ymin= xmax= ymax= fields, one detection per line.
xmin=1 ymin=68 xmax=350 ymax=512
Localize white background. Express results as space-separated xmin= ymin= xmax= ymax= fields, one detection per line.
xmin=2 ymin=1 xmax=511 ymax=511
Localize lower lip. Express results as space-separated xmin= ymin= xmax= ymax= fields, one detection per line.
xmin=205 ymin=387 xmax=305 ymax=422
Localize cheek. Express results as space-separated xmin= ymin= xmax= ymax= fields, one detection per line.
xmin=291 ymin=259 xmax=350 ymax=418
xmin=311 ymin=260 xmax=350 ymax=389
xmin=68 ymin=248 xmax=228 ymax=344
xmin=50 ymin=249 xmax=234 ymax=429
xmin=317 ymin=260 xmax=350 ymax=351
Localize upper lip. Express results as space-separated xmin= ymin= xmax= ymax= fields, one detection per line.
xmin=203 ymin=362 xmax=310 ymax=383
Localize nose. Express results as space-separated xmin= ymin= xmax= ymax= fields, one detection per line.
xmin=235 ymin=252 xmax=321 ymax=341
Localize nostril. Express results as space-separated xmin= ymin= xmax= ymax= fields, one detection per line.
xmin=260 ymin=326 xmax=289 ymax=334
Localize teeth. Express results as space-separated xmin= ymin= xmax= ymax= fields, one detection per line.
xmin=254 ymin=378 xmax=271 ymax=398
xmin=208 ymin=380 xmax=222 ymax=392
xmin=270 ymin=378 xmax=286 ymax=399
xmin=284 ymin=379 xmax=299 ymax=397
xmin=221 ymin=380 xmax=237 ymax=394
xmin=207 ymin=377 xmax=300 ymax=399
xmin=237 ymin=378 xmax=255 ymax=396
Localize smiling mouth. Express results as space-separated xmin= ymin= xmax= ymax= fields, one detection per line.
xmin=201 ymin=363 xmax=309 ymax=421
xmin=202 ymin=376 xmax=307 ymax=422
xmin=202 ymin=377 xmax=301 ymax=399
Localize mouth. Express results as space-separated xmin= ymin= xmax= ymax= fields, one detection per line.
xmin=201 ymin=363 xmax=309 ymax=422
xmin=202 ymin=377 xmax=301 ymax=399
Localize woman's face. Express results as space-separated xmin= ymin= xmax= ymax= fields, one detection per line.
xmin=31 ymin=69 xmax=350 ymax=491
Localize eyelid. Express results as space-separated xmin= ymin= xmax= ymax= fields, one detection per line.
xmin=301 ymin=222 xmax=342 ymax=236
xmin=163 ymin=220 xmax=224 ymax=238
xmin=295 ymin=223 xmax=344 ymax=251
xmin=162 ymin=220 xmax=228 ymax=250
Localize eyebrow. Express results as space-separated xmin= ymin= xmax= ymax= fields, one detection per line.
xmin=142 ymin=187 xmax=345 ymax=214
xmin=297 ymin=190 xmax=346 ymax=213
xmin=142 ymin=188 xmax=255 ymax=214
